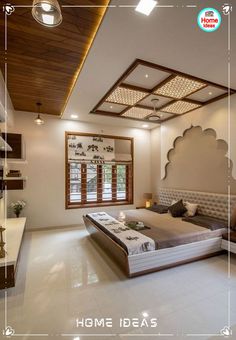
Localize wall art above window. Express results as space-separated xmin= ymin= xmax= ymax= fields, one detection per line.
xmin=65 ymin=132 xmax=133 ymax=209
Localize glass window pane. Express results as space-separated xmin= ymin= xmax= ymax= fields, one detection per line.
xmin=87 ymin=164 xmax=97 ymax=202
xmin=102 ymin=164 xmax=112 ymax=201
xmin=70 ymin=163 xmax=81 ymax=202
xmin=117 ymin=165 xmax=126 ymax=200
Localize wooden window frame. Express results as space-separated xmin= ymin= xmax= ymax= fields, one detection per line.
xmin=65 ymin=132 xmax=134 ymax=209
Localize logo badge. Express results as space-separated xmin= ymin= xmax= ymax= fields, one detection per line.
xmin=222 ymin=4 xmax=232 ymax=16
xmin=197 ymin=7 xmax=222 ymax=32
xmin=3 ymin=326 xmax=15 ymax=337
xmin=220 ymin=326 xmax=232 ymax=337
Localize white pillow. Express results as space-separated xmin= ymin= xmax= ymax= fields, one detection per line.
xmin=184 ymin=201 xmax=198 ymax=217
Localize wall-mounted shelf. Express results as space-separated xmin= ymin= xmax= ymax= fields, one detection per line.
xmin=4 ymin=177 xmax=27 ymax=181
xmin=4 ymin=177 xmax=27 ymax=190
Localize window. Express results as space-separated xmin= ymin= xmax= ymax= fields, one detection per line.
xmin=66 ymin=133 xmax=133 ymax=208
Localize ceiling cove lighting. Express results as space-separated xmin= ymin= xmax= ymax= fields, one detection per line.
xmin=135 ymin=0 xmax=157 ymax=16
xmin=34 ymin=102 xmax=45 ymax=125
xmin=32 ymin=0 xmax=62 ymax=27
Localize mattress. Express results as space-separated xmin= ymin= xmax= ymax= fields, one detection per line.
xmin=109 ymin=209 xmax=227 ymax=250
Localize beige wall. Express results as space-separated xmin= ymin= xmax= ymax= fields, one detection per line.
xmin=7 ymin=111 xmax=152 ymax=229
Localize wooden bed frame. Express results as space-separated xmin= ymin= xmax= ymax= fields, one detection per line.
xmin=83 ymin=189 xmax=236 ymax=277
xmin=83 ymin=215 xmax=223 ymax=277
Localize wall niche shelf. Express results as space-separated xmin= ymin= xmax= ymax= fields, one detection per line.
xmin=4 ymin=177 xmax=27 ymax=190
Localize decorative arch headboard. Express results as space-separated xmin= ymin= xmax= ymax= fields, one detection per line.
xmin=159 ymin=188 xmax=236 ymax=221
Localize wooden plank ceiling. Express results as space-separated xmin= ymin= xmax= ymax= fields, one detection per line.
xmin=0 ymin=0 xmax=109 ymax=115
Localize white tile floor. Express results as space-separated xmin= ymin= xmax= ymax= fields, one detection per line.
xmin=0 ymin=226 xmax=236 ymax=340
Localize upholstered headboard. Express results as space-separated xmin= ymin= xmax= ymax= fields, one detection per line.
xmin=159 ymin=188 xmax=236 ymax=221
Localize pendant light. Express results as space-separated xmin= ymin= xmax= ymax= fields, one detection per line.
xmin=147 ymin=99 xmax=160 ymax=121
xmin=32 ymin=0 xmax=62 ymax=27
xmin=35 ymin=102 xmax=44 ymax=125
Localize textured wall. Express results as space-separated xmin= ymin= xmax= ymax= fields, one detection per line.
xmin=162 ymin=126 xmax=236 ymax=194
xmin=160 ymin=95 xmax=236 ymax=179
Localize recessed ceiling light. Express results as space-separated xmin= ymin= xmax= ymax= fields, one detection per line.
xmin=142 ymin=124 xmax=149 ymax=128
xmin=110 ymin=105 xmax=113 ymax=109
xmin=142 ymin=311 xmax=149 ymax=318
xmin=208 ymin=92 xmax=213 ymax=95
xmin=135 ymin=0 xmax=157 ymax=16
xmin=145 ymin=74 xmax=149 ymax=78
xmin=71 ymin=114 xmax=78 ymax=119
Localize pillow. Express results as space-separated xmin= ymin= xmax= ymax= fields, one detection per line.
xmin=184 ymin=201 xmax=198 ymax=217
xmin=169 ymin=199 xmax=187 ymax=217
xmin=183 ymin=215 xmax=228 ymax=231
xmin=231 ymin=205 xmax=236 ymax=230
xmin=147 ymin=204 xmax=169 ymax=214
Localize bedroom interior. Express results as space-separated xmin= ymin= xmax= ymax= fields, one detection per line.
xmin=0 ymin=0 xmax=236 ymax=339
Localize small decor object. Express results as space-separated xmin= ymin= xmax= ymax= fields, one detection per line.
xmin=6 ymin=170 xmax=22 ymax=177
xmin=125 ymin=221 xmax=150 ymax=231
xmin=10 ymin=200 xmax=26 ymax=218
xmin=143 ymin=193 xmax=153 ymax=208
xmin=0 ymin=226 xmax=6 ymax=259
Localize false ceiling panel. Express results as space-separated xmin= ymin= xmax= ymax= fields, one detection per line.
xmin=91 ymin=59 xmax=236 ymax=124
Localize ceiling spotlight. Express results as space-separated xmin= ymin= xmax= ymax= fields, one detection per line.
xmin=142 ymin=124 xmax=149 ymax=128
xmin=147 ymin=98 xmax=160 ymax=121
xmin=142 ymin=311 xmax=149 ymax=318
xmin=32 ymin=0 xmax=63 ymax=27
xmin=34 ymin=102 xmax=44 ymax=125
xmin=71 ymin=114 xmax=78 ymax=119
xmin=145 ymin=74 xmax=149 ymax=78
xmin=208 ymin=92 xmax=213 ymax=95
xmin=135 ymin=0 xmax=157 ymax=16
xmin=110 ymin=105 xmax=113 ymax=109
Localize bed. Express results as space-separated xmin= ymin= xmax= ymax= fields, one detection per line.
xmin=83 ymin=188 xmax=236 ymax=277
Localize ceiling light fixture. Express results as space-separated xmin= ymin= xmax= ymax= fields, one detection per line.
xmin=135 ymin=0 xmax=157 ymax=16
xmin=71 ymin=114 xmax=78 ymax=119
xmin=145 ymin=74 xmax=149 ymax=78
xmin=147 ymin=98 xmax=160 ymax=121
xmin=34 ymin=102 xmax=45 ymax=125
xmin=208 ymin=92 xmax=213 ymax=95
xmin=142 ymin=124 xmax=149 ymax=128
xmin=32 ymin=0 xmax=62 ymax=27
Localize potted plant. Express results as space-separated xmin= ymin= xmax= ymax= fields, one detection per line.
xmin=10 ymin=200 xmax=26 ymax=218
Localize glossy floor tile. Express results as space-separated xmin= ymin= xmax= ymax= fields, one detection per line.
xmin=0 ymin=226 xmax=236 ymax=340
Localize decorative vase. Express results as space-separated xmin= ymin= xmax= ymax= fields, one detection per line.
xmin=15 ymin=211 xmax=20 ymax=218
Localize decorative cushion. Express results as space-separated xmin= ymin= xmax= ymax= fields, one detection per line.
xmin=169 ymin=199 xmax=187 ymax=217
xmin=184 ymin=201 xmax=198 ymax=217
xmin=231 ymin=205 xmax=236 ymax=230
xmin=147 ymin=204 xmax=169 ymax=214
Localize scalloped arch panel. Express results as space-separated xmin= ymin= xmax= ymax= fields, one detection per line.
xmin=162 ymin=126 xmax=236 ymax=194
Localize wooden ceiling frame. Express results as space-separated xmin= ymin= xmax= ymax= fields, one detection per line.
xmin=91 ymin=59 xmax=236 ymax=124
